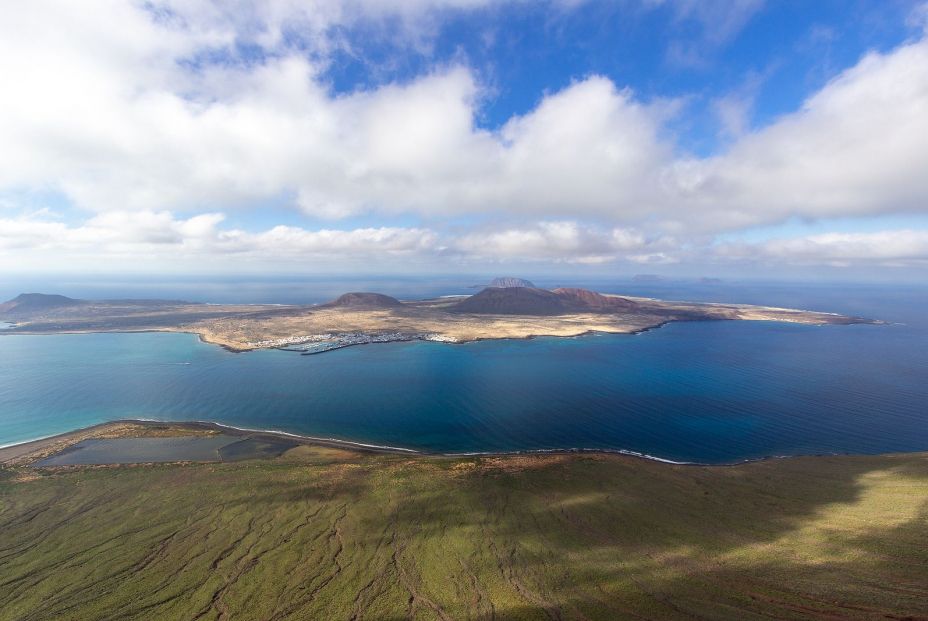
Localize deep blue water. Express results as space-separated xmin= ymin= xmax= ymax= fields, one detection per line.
xmin=1 ymin=283 xmax=926 ymax=463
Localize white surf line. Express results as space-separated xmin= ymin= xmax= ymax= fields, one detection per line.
xmin=192 ymin=420 xmax=421 ymax=453
xmin=0 ymin=432 xmax=63 ymax=450
xmin=2 ymin=419 xmax=421 ymax=454
xmin=444 ymin=447 xmax=694 ymax=465
xmin=441 ymin=447 xmax=847 ymax=466
xmin=2 ymin=418 xmax=846 ymax=465
xmin=0 ymin=427 xmax=683 ymax=463
xmin=0 ymin=417 xmax=164 ymax=450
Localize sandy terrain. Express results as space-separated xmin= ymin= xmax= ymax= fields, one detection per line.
xmin=181 ymin=295 xmax=870 ymax=351
xmin=1 ymin=290 xmax=875 ymax=352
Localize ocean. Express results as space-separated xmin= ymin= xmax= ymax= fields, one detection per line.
xmin=1 ymin=281 xmax=926 ymax=463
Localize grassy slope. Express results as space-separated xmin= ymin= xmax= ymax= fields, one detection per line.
xmin=1 ymin=448 xmax=927 ymax=620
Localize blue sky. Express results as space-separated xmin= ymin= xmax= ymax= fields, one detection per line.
xmin=323 ymin=1 xmax=916 ymax=144
xmin=1 ymin=0 xmax=927 ymax=278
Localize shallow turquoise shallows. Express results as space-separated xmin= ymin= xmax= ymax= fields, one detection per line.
xmin=1 ymin=285 xmax=927 ymax=463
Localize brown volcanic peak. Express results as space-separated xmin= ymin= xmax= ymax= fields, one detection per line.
xmin=552 ymin=288 xmax=639 ymax=312
xmin=450 ymin=287 xmax=642 ymax=316
xmin=0 ymin=293 xmax=85 ymax=315
xmin=326 ymin=292 xmax=403 ymax=309
xmin=449 ymin=287 xmax=567 ymax=315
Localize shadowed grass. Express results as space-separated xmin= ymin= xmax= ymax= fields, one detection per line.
xmin=1 ymin=449 xmax=927 ymax=620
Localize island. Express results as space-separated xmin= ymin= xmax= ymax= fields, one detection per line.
xmin=0 ymin=280 xmax=876 ymax=353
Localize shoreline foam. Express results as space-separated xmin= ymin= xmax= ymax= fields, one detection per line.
xmin=1 ymin=418 xmax=854 ymax=467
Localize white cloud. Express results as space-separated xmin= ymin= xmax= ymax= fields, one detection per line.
xmin=711 ymin=70 xmax=766 ymax=141
xmin=715 ymin=230 xmax=928 ymax=267
xmin=0 ymin=210 xmax=440 ymax=270
xmin=658 ymin=0 xmax=765 ymax=68
xmin=0 ymin=0 xmax=673 ymax=222
xmin=4 ymin=210 xmax=928 ymax=272
xmin=440 ymin=220 xmax=675 ymax=264
xmin=674 ymin=39 xmax=928 ymax=230
xmin=455 ymin=221 xmax=617 ymax=263
xmin=0 ymin=211 xmax=673 ymax=269
xmin=908 ymin=1 xmax=928 ymax=32
xmin=0 ymin=1 xmax=927 ymax=272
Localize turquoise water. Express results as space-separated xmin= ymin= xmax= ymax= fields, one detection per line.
xmin=1 ymin=285 xmax=927 ymax=463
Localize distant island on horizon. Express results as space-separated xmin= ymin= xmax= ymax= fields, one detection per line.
xmin=0 ymin=278 xmax=876 ymax=354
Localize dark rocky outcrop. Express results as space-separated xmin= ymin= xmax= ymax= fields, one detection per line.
xmin=488 ymin=277 xmax=536 ymax=289
xmin=324 ymin=292 xmax=403 ymax=309
xmin=632 ymin=274 xmax=664 ymax=283
xmin=552 ymin=288 xmax=639 ymax=312
xmin=450 ymin=287 xmax=566 ymax=315
xmin=450 ymin=286 xmax=640 ymax=315
xmin=0 ymin=293 xmax=85 ymax=315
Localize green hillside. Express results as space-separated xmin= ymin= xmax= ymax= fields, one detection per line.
xmin=1 ymin=447 xmax=926 ymax=620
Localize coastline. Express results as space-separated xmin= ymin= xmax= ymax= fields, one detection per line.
xmin=0 ymin=421 xmax=120 ymax=458
xmin=207 ymin=324 xmax=653 ymax=353
xmin=0 ymin=318 xmax=731 ymax=355
xmin=6 ymin=423 xmax=926 ymax=620
xmin=0 ymin=418 xmax=881 ymax=468
xmin=0 ymin=290 xmax=880 ymax=354
xmin=0 ymin=419 xmax=420 ymax=465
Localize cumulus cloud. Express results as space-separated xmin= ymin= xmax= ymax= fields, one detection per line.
xmin=673 ymin=40 xmax=928 ymax=230
xmin=715 ymin=230 xmax=928 ymax=267
xmin=0 ymin=210 xmax=440 ymax=270
xmin=455 ymin=221 xmax=675 ymax=264
xmin=0 ymin=211 xmax=678 ymax=269
xmin=4 ymin=210 xmax=927 ymax=272
xmin=1 ymin=1 xmax=927 ymax=271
